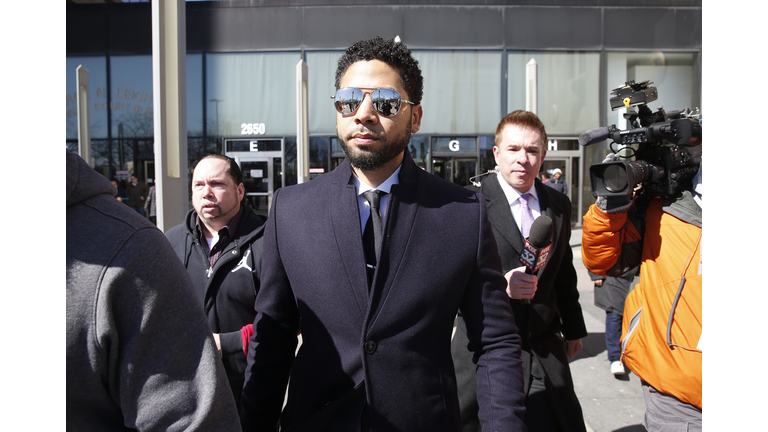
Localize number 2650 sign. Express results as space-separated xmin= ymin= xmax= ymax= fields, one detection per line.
xmin=241 ymin=123 xmax=266 ymax=135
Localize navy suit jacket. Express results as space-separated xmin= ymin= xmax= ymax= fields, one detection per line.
xmin=240 ymin=151 xmax=526 ymax=432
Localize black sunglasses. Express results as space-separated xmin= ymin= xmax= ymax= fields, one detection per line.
xmin=331 ymin=87 xmax=415 ymax=117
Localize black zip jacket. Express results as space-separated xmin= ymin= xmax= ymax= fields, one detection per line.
xmin=165 ymin=205 xmax=266 ymax=406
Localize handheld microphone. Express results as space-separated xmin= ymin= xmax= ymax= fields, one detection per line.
xmin=519 ymin=215 xmax=553 ymax=304
xmin=578 ymin=126 xmax=610 ymax=147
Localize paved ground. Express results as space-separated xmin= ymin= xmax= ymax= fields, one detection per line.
xmin=569 ymin=227 xmax=647 ymax=432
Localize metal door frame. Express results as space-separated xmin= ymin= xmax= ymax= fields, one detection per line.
xmin=224 ymin=137 xmax=285 ymax=215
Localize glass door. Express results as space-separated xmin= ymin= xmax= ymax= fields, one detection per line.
xmin=453 ymin=158 xmax=477 ymax=187
xmin=541 ymin=158 xmax=569 ymax=199
xmin=226 ymin=138 xmax=284 ymax=217
xmin=239 ymin=158 xmax=271 ymax=217
xmin=432 ymin=157 xmax=477 ymax=187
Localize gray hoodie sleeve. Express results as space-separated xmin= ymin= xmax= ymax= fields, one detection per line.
xmin=99 ymin=228 xmax=243 ymax=431
xmin=66 ymin=151 xmax=242 ymax=431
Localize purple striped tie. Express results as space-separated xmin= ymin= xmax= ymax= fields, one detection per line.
xmin=520 ymin=193 xmax=534 ymax=238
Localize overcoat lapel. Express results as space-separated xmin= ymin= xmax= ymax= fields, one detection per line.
xmin=329 ymin=160 xmax=370 ymax=318
xmin=366 ymin=151 xmax=420 ymax=323
xmin=482 ymin=177 xmax=563 ymax=277
xmin=482 ymin=174 xmax=524 ymax=256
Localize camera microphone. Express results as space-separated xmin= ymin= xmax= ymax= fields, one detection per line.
xmin=519 ymin=215 xmax=553 ymax=304
xmin=579 ymin=127 xmax=610 ymax=147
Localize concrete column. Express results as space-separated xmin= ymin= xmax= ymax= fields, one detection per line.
xmin=152 ymin=0 xmax=188 ymax=231
xmin=76 ymin=65 xmax=91 ymax=166
xmin=296 ymin=59 xmax=309 ymax=184
xmin=526 ymin=58 xmax=538 ymax=115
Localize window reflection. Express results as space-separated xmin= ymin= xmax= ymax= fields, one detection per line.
xmin=66 ymin=56 xmax=108 ymax=140
xmin=206 ymin=52 xmax=301 ymax=137
xmin=310 ymin=137 xmax=329 ymax=173
xmin=187 ymin=54 xmax=204 ymax=136
xmin=413 ymin=51 xmax=502 ymax=135
xmin=479 ymin=136 xmax=496 ymax=173
xmin=508 ymin=51 xmax=600 ymax=136
xmin=407 ymin=136 xmax=429 ymax=170
xmin=110 ymin=55 xmax=154 ymax=139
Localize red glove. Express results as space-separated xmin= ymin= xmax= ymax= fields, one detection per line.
xmin=241 ymin=324 xmax=254 ymax=355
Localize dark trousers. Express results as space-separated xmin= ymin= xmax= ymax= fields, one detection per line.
xmin=605 ymin=311 xmax=622 ymax=362
xmin=524 ymin=357 xmax=561 ymax=432
xmin=451 ymin=315 xmax=566 ymax=432
xmin=450 ymin=315 xmax=481 ymax=432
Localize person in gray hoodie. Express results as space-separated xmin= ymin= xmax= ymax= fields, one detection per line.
xmin=66 ymin=151 xmax=242 ymax=431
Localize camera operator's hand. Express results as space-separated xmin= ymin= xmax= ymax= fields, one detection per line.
xmin=595 ymin=153 xmax=633 ymax=214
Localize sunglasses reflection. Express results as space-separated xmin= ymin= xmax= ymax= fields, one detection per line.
xmin=332 ymin=87 xmax=412 ymax=117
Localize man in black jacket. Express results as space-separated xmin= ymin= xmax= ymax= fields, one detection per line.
xmin=452 ymin=110 xmax=587 ymax=432
xmin=165 ymin=154 xmax=265 ymax=410
xmin=127 ymin=174 xmax=149 ymax=215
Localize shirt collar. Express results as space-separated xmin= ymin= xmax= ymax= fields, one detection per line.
xmin=496 ymin=172 xmax=538 ymax=206
xmin=353 ymin=164 xmax=402 ymax=195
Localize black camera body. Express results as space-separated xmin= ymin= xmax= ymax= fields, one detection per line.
xmin=582 ymin=80 xmax=701 ymax=198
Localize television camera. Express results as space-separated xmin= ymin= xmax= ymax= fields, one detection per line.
xmin=579 ymin=80 xmax=702 ymax=198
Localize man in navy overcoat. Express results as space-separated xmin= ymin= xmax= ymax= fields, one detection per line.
xmin=240 ymin=36 xmax=527 ymax=432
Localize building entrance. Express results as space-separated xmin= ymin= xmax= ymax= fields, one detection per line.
xmin=225 ymin=138 xmax=284 ymax=217
xmin=429 ymin=136 xmax=485 ymax=187
xmin=432 ymin=157 xmax=477 ymax=187
xmin=541 ymin=158 xmax=569 ymax=198
xmin=238 ymin=158 xmax=271 ymax=217
xmin=540 ymin=137 xmax=583 ymax=227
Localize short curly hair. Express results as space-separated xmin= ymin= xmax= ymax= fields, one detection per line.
xmin=335 ymin=36 xmax=423 ymax=105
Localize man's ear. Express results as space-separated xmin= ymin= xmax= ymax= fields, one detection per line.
xmin=411 ymin=105 xmax=423 ymax=134
xmin=238 ymin=183 xmax=245 ymax=202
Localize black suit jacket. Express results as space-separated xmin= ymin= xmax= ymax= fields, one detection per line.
xmin=473 ymin=175 xmax=587 ymax=432
xmin=240 ymin=151 xmax=526 ymax=432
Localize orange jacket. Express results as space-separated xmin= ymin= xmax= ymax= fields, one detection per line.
xmin=582 ymin=194 xmax=702 ymax=409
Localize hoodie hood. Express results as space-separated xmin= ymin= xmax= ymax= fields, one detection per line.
xmin=67 ymin=151 xmax=116 ymax=208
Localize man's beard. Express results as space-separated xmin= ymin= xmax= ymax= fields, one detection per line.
xmin=338 ymin=122 xmax=412 ymax=171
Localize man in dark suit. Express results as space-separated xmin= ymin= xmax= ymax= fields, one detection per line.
xmin=452 ymin=110 xmax=587 ymax=432
xmin=240 ymin=36 xmax=527 ymax=432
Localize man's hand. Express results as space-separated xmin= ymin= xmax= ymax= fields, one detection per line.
xmin=213 ymin=333 xmax=221 ymax=357
xmin=594 ymin=279 xmax=603 ymax=287
xmin=504 ymin=266 xmax=538 ymax=300
xmin=564 ymin=338 xmax=583 ymax=359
